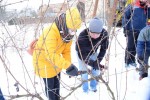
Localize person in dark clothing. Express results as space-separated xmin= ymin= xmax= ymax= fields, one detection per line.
xmin=122 ymin=0 xmax=150 ymax=68
xmin=137 ymin=19 xmax=150 ymax=80
xmin=75 ymin=17 xmax=109 ymax=93
xmin=137 ymin=18 xmax=150 ymax=80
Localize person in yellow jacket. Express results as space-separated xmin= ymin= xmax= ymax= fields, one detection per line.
xmin=32 ymin=7 xmax=82 ymax=100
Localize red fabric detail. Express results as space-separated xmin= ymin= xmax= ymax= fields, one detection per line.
xmin=147 ymin=22 xmax=150 ymax=25
xmin=134 ymin=0 xmax=144 ymax=8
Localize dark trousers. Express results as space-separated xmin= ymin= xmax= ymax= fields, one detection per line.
xmin=0 ymin=88 xmax=5 ymax=100
xmin=125 ymin=31 xmax=139 ymax=64
xmin=43 ymin=74 xmax=60 ymax=100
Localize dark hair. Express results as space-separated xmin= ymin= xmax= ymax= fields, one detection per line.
xmin=55 ymin=13 xmax=74 ymax=43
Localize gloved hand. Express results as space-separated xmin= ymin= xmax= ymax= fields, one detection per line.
xmin=88 ymin=60 xmax=94 ymax=67
xmin=93 ymin=60 xmax=101 ymax=70
xmin=123 ymin=29 xmax=129 ymax=37
xmin=88 ymin=60 xmax=107 ymax=70
xmin=66 ymin=64 xmax=78 ymax=76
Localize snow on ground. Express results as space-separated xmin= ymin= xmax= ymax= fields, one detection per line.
xmin=0 ymin=24 xmax=150 ymax=100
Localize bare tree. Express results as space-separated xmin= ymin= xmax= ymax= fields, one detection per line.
xmin=0 ymin=0 xmax=138 ymax=100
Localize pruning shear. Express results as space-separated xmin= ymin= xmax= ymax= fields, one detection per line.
xmin=69 ymin=70 xmax=88 ymax=78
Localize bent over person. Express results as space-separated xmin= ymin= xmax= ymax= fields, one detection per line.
xmin=32 ymin=7 xmax=82 ymax=100
xmin=76 ymin=17 xmax=109 ymax=93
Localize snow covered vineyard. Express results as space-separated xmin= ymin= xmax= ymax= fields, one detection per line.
xmin=0 ymin=23 xmax=150 ymax=100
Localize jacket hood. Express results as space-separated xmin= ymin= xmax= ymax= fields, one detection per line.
xmin=66 ymin=7 xmax=82 ymax=30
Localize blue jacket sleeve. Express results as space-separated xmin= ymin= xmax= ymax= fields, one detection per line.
xmin=136 ymin=41 xmax=145 ymax=58
xmin=122 ymin=4 xmax=132 ymax=31
xmin=97 ymin=32 xmax=109 ymax=62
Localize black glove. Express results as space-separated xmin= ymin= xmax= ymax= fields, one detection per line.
xmin=88 ymin=60 xmax=100 ymax=70
xmin=123 ymin=29 xmax=129 ymax=37
xmin=93 ymin=60 xmax=101 ymax=70
xmin=88 ymin=60 xmax=106 ymax=70
xmin=66 ymin=64 xmax=78 ymax=76
xmin=88 ymin=60 xmax=94 ymax=67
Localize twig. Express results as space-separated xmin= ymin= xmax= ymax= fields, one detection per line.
xmin=0 ymin=0 xmax=28 ymax=7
